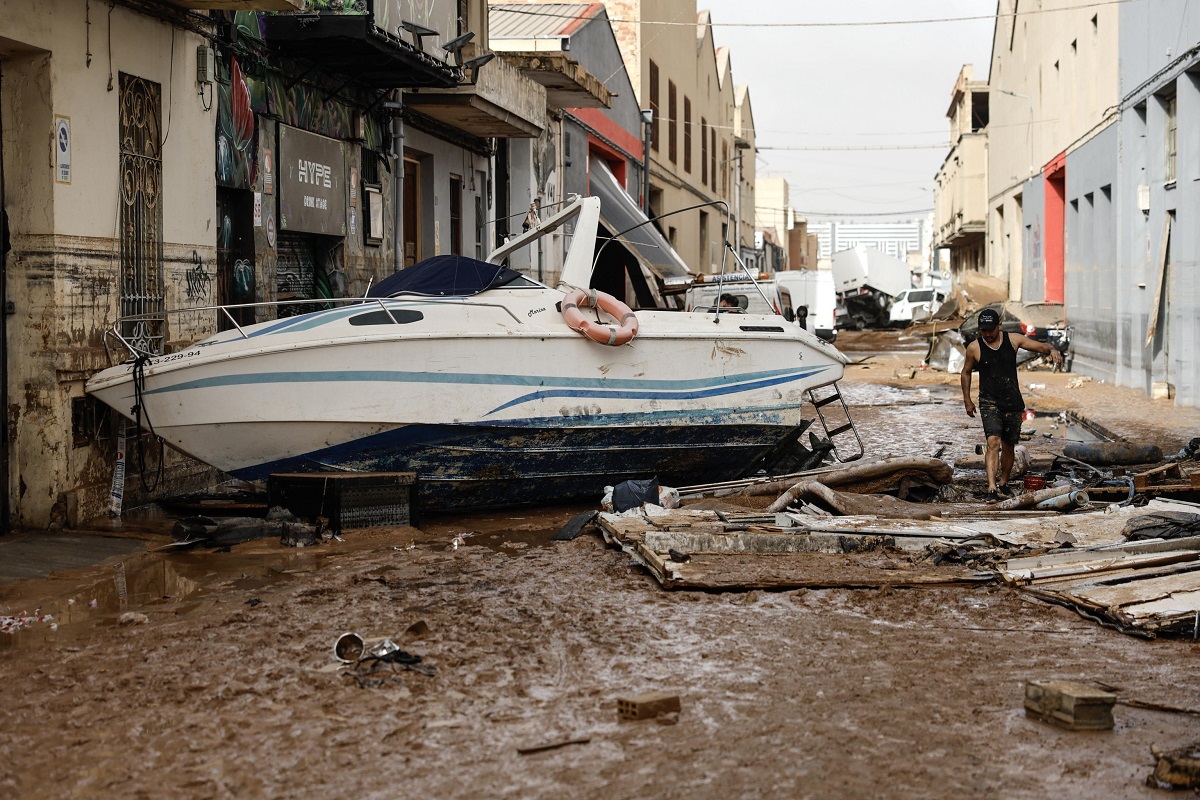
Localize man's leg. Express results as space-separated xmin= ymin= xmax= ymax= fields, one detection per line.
xmin=985 ymin=435 xmax=1003 ymax=493
xmin=999 ymin=442 xmax=1015 ymax=488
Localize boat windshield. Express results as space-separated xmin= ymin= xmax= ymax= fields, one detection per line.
xmin=367 ymin=255 xmax=528 ymax=298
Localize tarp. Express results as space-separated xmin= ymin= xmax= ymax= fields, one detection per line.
xmin=366 ymin=255 xmax=523 ymax=298
xmin=589 ymin=158 xmax=692 ymax=282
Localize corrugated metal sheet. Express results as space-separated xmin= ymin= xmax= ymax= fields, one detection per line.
xmin=490 ymin=3 xmax=599 ymax=39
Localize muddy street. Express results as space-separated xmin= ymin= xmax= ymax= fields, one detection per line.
xmin=3 ymin=342 xmax=1200 ymax=800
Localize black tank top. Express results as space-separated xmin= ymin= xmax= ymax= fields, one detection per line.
xmin=977 ymin=331 xmax=1024 ymax=411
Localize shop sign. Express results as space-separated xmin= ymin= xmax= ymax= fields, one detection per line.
xmin=278 ymin=125 xmax=347 ymax=236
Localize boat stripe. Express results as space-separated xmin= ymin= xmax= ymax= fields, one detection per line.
xmin=140 ymin=365 xmax=828 ymax=396
xmin=484 ymin=366 xmax=832 ymax=415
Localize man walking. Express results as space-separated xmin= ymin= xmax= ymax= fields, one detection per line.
xmin=960 ymin=308 xmax=1064 ymax=498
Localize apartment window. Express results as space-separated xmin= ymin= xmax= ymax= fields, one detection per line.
xmin=1165 ymin=93 xmax=1177 ymax=184
xmin=700 ymin=118 xmax=708 ymax=184
xmin=668 ymin=81 xmax=677 ymax=163
xmin=710 ymin=127 xmax=717 ymax=191
xmin=699 ymin=211 xmax=710 ymax=270
xmin=721 ymin=140 xmax=728 ymax=196
xmin=683 ymin=97 xmax=692 ymax=173
xmin=449 ymin=174 xmax=463 ymax=255
xmin=649 ymin=60 xmax=660 ymax=152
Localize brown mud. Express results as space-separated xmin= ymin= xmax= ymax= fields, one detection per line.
xmin=2 ymin=330 xmax=1199 ymax=799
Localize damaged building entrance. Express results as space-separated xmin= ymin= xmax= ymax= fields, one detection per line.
xmin=277 ymin=125 xmax=347 ymax=310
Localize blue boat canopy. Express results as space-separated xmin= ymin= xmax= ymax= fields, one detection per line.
xmin=367 ymin=255 xmax=525 ymax=298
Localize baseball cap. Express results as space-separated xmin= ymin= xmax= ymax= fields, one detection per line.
xmin=978 ymin=308 xmax=1000 ymax=330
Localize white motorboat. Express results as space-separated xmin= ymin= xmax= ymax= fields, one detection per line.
xmin=86 ymin=196 xmax=853 ymax=509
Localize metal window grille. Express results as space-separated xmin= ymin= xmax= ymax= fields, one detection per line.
xmin=118 ymin=74 xmax=165 ymax=354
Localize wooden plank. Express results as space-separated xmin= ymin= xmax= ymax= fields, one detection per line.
xmin=1015 ymin=551 xmax=1200 ymax=583
xmin=1112 ymin=589 xmax=1200 ymax=620
xmin=1068 ymin=571 xmax=1200 ymax=608
xmin=642 ymin=530 xmax=902 ymax=556
xmin=1145 ymin=214 xmax=1172 ymax=348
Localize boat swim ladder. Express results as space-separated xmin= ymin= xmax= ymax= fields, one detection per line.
xmin=805 ymin=382 xmax=864 ymax=463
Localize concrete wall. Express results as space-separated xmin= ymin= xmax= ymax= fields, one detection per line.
xmin=1 ymin=0 xmax=217 ymax=527
xmin=1062 ymin=123 xmax=1118 ymax=381
xmin=1115 ymin=0 xmax=1200 ymax=407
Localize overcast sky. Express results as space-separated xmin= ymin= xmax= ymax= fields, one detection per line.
xmin=698 ymin=0 xmax=996 ymax=220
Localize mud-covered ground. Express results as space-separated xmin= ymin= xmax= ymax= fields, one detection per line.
xmin=3 ymin=331 xmax=1200 ymax=800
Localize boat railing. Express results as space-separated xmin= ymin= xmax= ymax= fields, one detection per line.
xmin=101 ymin=294 xmax=528 ymax=364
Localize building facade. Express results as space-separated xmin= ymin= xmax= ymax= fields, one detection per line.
xmin=490 ymin=3 xmax=691 ymax=307
xmin=987 ymin=0 xmax=1119 ymax=304
xmin=0 ymin=0 xmax=548 ymax=528
xmin=933 ymin=65 xmax=989 ymax=277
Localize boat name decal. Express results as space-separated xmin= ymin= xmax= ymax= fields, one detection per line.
xmin=527 ymin=307 xmax=547 ymax=317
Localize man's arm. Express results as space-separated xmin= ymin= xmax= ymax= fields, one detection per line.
xmin=960 ymin=341 xmax=979 ymax=417
xmin=1011 ymin=332 xmax=1064 ymax=367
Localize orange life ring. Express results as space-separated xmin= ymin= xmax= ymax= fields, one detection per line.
xmin=561 ymin=288 xmax=639 ymax=346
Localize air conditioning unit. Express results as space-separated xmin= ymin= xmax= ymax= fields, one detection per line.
xmin=196 ymin=46 xmax=215 ymax=86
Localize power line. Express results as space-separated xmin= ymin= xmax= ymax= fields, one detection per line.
xmin=797 ymin=208 xmax=935 ymax=218
xmin=760 ymin=143 xmax=950 ymax=152
xmin=494 ymin=1 xmax=1129 ymax=29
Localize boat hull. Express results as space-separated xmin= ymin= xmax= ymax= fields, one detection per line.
xmin=87 ymin=296 xmax=847 ymax=510
xmin=218 ymin=416 xmax=803 ymax=509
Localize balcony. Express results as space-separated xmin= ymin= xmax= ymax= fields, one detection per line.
xmin=933 ymin=133 xmax=987 ymax=249
xmin=263 ymin=0 xmax=462 ymax=88
xmin=494 ymin=52 xmax=610 ymax=110
xmin=404 ymin=56 xmax=546 ymax=138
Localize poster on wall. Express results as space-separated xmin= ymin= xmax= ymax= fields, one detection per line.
xmin=253 ymin=192 xmax=262 ymax=227
xmin=278 ymin=125 xmax=347 ymax=236
xmin=262 ymin=148 xmax=275 ymax=195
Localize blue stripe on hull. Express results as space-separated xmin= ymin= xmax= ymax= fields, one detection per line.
xmin=231 ymin=419 xmax=798 ymax=510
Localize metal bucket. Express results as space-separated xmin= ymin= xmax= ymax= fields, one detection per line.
xmin=334 ymin=632 xmax=365 ymax=663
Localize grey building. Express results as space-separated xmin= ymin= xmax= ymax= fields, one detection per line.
xmin=1013 ymin=1 xmax=1199 ymax=406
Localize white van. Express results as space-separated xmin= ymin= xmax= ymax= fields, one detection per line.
xmin=774 ymin=270 xmax=837 ymax=342
xmin=684 ymin=277 xmax=794 ymax=322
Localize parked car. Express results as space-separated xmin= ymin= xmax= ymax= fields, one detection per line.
xmin=959 ymin=302 xmax=1071 ymax=365
xmin=889 ymin=288 xmax=947 ymax=325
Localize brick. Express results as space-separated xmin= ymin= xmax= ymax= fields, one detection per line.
xmin=1024 ymin=680 xmax=1115 ymax=730
xmin=616 ymin=690 xmax=681 ymax=721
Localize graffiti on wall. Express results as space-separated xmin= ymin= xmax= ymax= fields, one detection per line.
xmin=185 ymin=251 xmax=214 ymax=302
xmin=224 ymin=12 xmax=388 ymax=153
xmin=217 ymin=57 xmax=258 ymax=189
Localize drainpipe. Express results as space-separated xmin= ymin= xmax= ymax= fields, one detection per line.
xmin=387 ymin=90 xmax=404 ymax=270
xmin=640 ymin=109 xmax=653 ymax=216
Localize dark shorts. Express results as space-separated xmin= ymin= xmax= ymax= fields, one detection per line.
xmin=979 ymin=403 xmax=1023 ymax=445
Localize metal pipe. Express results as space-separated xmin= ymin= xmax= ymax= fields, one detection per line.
xmin=391 ymin=89 xmax=404 ymax=271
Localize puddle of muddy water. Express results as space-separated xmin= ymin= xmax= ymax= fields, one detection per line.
xmin=440 ymin=528 xmax=561 ymax=553
xmin=1020 ymin=411 xmax=1105 ymax=444
xmin=0 ymin=547 xmax=325 ymax=650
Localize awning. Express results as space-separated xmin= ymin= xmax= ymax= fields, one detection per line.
xmin=589 ymin=158 xmax=692 ymax=284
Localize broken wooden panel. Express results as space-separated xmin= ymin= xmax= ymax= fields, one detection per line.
xmin=596 ymin=510 xmax=984 ymax=590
